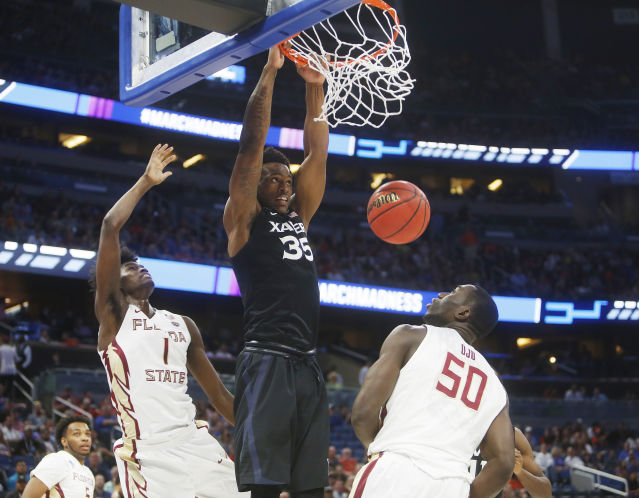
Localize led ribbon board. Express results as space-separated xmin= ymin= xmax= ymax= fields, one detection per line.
xmin=0 ymin=79 xmax=637 ymax=169
xmin=1 ymin=242 xmax=634 ymax=323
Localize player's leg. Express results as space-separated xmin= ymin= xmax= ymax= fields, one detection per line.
xmin=234 ymin=351 xmax=296 ymax=492
xmin=114 ymin=438 xmax=194 ymax=498
xmin=188 ymin=422 xmax=248 ymax=497
xmin=349 ymin=453 xmax=469 ymax=498
xmin=289 ymin=357 xmax=329 ymax=493
xmin=114 ymin=439 xmax=149 ymax=498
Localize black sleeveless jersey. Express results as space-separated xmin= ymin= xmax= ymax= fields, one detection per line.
xmin=231 ymin=208 xmax=320 ymax=351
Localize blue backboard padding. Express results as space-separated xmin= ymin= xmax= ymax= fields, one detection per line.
xmin=119 ymin=0 xmax=362 ymax=106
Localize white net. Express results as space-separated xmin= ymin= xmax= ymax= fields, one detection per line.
xmin=281 ymin=0 xmax=414 ymax=128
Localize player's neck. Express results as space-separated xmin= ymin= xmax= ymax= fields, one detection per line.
xmin=450 ymin=325 xmax=475 ymax=345
xmin=126 ymin=297 xmax=155 ymax=317
xmin=64 ymin=448 xmax=86 ymax=465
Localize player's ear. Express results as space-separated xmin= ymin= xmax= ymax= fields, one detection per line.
xmin=455 ymin=306 xmax=470 ymax=322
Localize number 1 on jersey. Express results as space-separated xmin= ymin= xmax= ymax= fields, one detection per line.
xmin=163 ymin=338 xmax=169 ymax=365
xmin=435 ymin=352 xmax=487 ymax=410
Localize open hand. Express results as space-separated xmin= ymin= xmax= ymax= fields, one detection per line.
xmin=143 ymin=144 xmax=175 ymax=186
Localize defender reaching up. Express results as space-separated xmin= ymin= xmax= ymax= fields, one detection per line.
xmin=93 ymin=144 xmax=246 ymax=498
xmin=223 ymin=45 xmax=330 ymax=498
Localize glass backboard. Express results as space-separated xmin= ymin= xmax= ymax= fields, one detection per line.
xmin=119 ymin=0 xmax=362 ymax=107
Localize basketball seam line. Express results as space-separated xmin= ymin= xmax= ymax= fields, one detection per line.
xmin=415 ymin=199 xmax=430 ymax=240
xmin=382 ymin=195 xmax=423 ymax=241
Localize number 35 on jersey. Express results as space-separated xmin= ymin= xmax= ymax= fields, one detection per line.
xmin=269 ymin=220 xmax=314 ymax=262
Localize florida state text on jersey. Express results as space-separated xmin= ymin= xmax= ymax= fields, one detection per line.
xmin=368 ymin=325 xmax=507 ymax=482
xmin=99 ymin=305 xmax=195 ymax=441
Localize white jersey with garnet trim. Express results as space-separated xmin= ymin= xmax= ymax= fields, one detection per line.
xmin=99 ymin=304 xmax=196 ymax=441
xmin=31 ymin=450 xmax=95 ymax=498
xmin=368 ymin=325 xmax=507 ymax=483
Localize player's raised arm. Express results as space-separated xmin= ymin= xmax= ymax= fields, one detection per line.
xmin=513 ymin=427 xmax=552 ymax=498
xmin=351 ymin=325 xmax=418 ymax=449
xmin=471 ymin=404 xmax=515 ymax=498
xmin=94 ymin=144 xmax=175 ymax=349
xmin=290 ymin=60 xmax=329 ymax=229
xmin=183 ymin=315 xmax=235 ymax=425
xmin=224 ymin=46 xmax=284 ymax=256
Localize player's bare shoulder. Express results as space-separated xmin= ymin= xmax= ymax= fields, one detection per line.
xmin=96 ymin=294 xmax=130 ymax=351
xmin=384 ymin=324 xmax=427 ymax=367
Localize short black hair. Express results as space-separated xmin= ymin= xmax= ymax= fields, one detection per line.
xmin=55 ymin=415 xmax=91 ymax=446
xmin=263 ymin=147 xmax=290 ymax=167
xmin=467 ymin=285 xmax=499 ymax=338
xmin=88 ymin=246 xmax=138 ymax=294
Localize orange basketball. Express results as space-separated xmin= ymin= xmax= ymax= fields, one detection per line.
xmin=367 ymin=180 xmax=431 ymax=244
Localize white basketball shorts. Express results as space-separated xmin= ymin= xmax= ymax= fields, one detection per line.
xmin=114 ymin=421 xmax=247 ymax=498
xmin=349 ymin=452 xmax=470 ymax=498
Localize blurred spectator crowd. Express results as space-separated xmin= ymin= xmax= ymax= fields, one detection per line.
xmin=1 ymin=179 xmax=638 ymax=300
xmin=1 ymin=380 xmax=637 ymax=497
xmin=0 ymin=385 xmax=236 ymax=497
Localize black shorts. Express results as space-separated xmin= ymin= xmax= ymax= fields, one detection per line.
xmin=233 ymin=347 xmax=329 ymax=492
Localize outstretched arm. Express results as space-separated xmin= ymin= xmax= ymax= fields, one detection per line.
xmin=290 ymin=62 xmax=329 ymax=229
xmin=513 ymin=428 xmax=552 ymax=498
xmin=471 ymin=404 xmax=515 ymax=498
xmin=351 ymin=325 xmax=417 ymax=449
xmin=224 ymin=46 xmax=284 ymax=256
xmin=95 ymin=144 xmax=175 ymax=350
xmin=184 ymin=316 xmax=235 ymax=424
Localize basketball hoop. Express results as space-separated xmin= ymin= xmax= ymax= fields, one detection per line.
xmin=279 ymin=0 xmax=414 ymax=128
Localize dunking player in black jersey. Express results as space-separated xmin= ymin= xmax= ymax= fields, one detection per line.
xmin=223 ymin=45 xmax=329 ymax=498
xmin=470 ymin=427 xmax=551 ymax=498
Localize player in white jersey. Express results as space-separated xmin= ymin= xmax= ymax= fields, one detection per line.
xmin=350 ymin=284 xmax=515 ymax=498
xmin=22 ymin=416 xmax=95 ymax=498
xmin=92 ymin=144 xmax=247 ymax=498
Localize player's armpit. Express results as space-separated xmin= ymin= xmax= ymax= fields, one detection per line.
xmin=471 ymin=404 xmax=515 ymax=498
xmin=21 ymin=476 xmax=49 ymax=498
xmin=183 ymin=315 xmax=235 ymax=425
xmin=351 ymin=325 xmax=417 ymax=449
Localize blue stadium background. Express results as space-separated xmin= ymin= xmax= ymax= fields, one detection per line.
xmin=0 ymin=0 xmax=638 ymax=496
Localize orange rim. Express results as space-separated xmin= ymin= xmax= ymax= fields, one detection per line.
xmin=279 ymin=0 xmax=401 ymax=67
